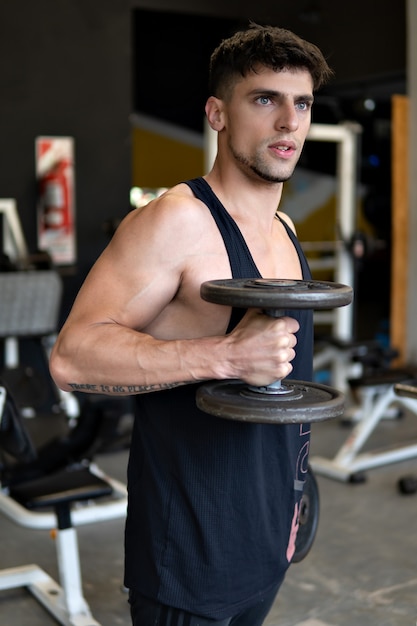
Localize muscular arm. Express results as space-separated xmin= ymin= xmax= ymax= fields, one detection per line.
xmin=50 ymin=187 xmax=299 ymax=396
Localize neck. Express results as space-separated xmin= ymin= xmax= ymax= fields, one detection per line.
xmin=205 ymin=163 xmax=284 ymax=223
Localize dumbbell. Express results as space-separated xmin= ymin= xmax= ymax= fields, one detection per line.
xmin=196 ymin=278 xmax=353 ymax=424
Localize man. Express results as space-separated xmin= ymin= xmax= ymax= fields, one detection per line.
xmin=50 ymin=22 xmax=333 ymax=626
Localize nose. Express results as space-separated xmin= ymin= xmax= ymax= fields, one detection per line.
xmin=275 ymin=103 xmax=299 ymax=132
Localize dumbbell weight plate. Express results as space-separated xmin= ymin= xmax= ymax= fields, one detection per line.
xmin=200 ymin=278 xmax=353 ymax=311
xmin=293 ymin=465 xmax=320 ymax=563
xmin=196 ymin=379 xmax=345 ymax=424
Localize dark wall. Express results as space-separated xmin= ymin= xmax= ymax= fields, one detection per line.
xmin=0 ymin=0 xmax=407 ymax=322
xmin=0 ymin=0 xmax=132 ymax=315
xmin=133 ymin=0 xmax=407 ymax=85
xmin=133 ymin=11 xmax=240 ymax=134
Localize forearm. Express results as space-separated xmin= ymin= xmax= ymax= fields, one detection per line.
xmin=50 ymin=323 xmax=229 ymax=396
xmin=50 ymin=310 xmax=298 ymax=397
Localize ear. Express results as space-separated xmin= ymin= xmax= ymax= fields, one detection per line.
xmin=205 ymin=96 xmax=225 ymax=131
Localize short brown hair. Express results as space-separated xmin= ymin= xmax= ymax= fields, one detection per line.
xmin=209 ymin=22 xmax=333 ymax=98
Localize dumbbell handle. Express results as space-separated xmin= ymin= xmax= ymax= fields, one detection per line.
xmin=247 ymin=308 xmax=294 ymax=395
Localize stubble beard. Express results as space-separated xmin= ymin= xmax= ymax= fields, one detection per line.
xmin=230 ymin=142 xmax=298 ymax=184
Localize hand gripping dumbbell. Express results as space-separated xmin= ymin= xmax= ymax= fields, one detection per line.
xmin=196 ymin=278 xmax=353 ymax=424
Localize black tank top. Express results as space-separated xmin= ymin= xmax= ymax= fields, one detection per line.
xmin=125 ymin=177 xmax=314 ymax=619
xmin=185 ymin=176 xmax=312 ymax=333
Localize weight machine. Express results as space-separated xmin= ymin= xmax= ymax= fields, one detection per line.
xmin=0 ymin=200 xmax=128 ymax=625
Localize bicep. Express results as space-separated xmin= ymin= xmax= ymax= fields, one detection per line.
xmin=67 ymin=214 xmax=183 ymax=332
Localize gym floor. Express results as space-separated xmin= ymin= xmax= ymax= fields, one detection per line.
xmin=1 ymin=399 xmax=417 ymax=626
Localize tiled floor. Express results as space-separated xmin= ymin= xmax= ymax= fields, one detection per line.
xmin=1 ymin=389 xmax=417 ymax=626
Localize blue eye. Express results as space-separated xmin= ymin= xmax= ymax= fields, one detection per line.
xmin=258 ymin=96 xmax=271 ymax=105
xmin=296 ymin=101 xmax=312 ymax=111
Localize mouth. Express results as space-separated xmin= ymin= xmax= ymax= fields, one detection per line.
xmin=269 ymin=141 xmax=297 ymax=158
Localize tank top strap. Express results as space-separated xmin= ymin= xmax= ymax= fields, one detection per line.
xmin=275 ymin=214 xmax=312 ymax=281
xmin=184 ymin=178 xmax=261 ymax=280
xmin=184 ymin=178 xmax=312 ymax=332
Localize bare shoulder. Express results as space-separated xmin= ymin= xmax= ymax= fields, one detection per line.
xmin=276 ymin=210 xmax=297 ymax=234
xmin=113 ymin=183 xmax=212 ymax=247
xmin=94 ymin=180 xmax=223 ymax=283
xmin=129 ymin=182 xmax=207 ymax=224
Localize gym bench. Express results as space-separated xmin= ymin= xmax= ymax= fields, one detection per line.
xmin=0 ymin=382 xmax=127 ymax=625
xmin=310 ymin=371 xmax=417 ymax=482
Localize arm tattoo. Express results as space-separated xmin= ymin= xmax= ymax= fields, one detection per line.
xmin=67 ymin=380 xmax=198 ymax=395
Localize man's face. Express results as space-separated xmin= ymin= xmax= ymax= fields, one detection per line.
xmin=222 ymin=67 xmax=314 ymax=183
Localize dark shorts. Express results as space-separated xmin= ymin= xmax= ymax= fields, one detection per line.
xmin=128 ymin=584 xmax=281 ymax=626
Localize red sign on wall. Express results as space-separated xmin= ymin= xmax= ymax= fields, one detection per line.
xmin=36 ymin=136 xmax=76 ymax=265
